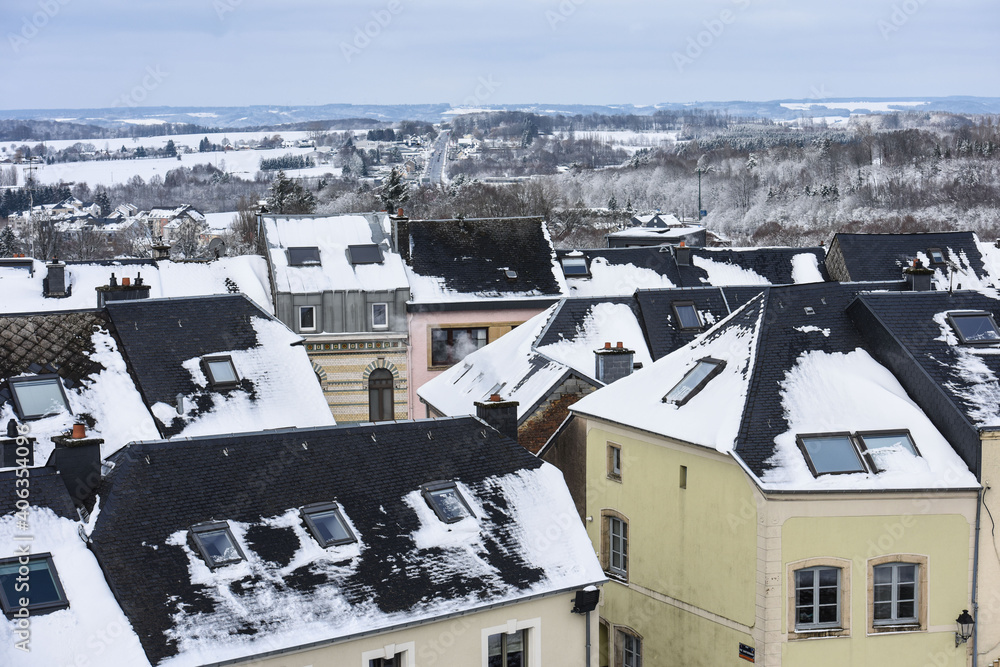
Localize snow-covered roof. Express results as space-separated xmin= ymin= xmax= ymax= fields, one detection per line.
xmin=264 ymin=214 xmax=409 ymax=293
xmin=89 ymin=418 xmax=605 ymax=665
xmin=0 ymin=257 xmax=273 ymax=315
xmin=608 ymin=225 xmax=703 ymax=239
xmin=571 ymin=282 xmax=978 ymax=492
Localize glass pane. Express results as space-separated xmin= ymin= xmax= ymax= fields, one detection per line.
xmin=429 ymin=487 xmax=468 ymax=521
xmin=198 ymin=530 xmax=241 ymax=565
xmin=897 ymin=565 xmax=916 ymax=583
xmin=796 ymin=569 xmax=813 ymax=588
xmin=874 ymin=584 xmax=892 ymax=602
xmin=818 ymin=586 xmax=838 ymax=605
xmin=309 ymin=509 xmax=351 ymax=544
xmin=665 ymin=360 xmax=719 ymax=403
xmin=488 ymin=634 xmax=503 ymax=658
xmin=873 ymin=565 xmax=892 ymax=585
xmin=897 ymin=601 xmax=915 ymax=619
xmin=11 ymin=378 xmax=69 ymax=418
xmin=863 ymin=433 xmax=917 ymax=456
xmin=818 ymin=568 xmax=838 ymax=587
xmin=898 ymin=583 xmax=915 ymax=601
xmin=562 ymin=257 xmax=588 ymax=275
xmin=207 ymin=360 xmax=238 ymax=384
xmin=818 ymin=605 xmax=838 ymax=623
xmin=300 ymin=307 xmax=315 ymax=329
xmin=954 ymin=315 xmax=1000 ymax=342
xmin=874 ymin=602 xmax=891 ymax=620
xmin=372 ymin=304 xmax=387 ymax=327
xmin=380 ymin=387 xmax=393 ymax=420
xmin=797 ymin=608 xmax=813 ymax=624
xmin=0 ymin=559 xmax=62 ymax=606
xmin=675 ymin=304 xmax=701 ymax=329
xmin=507 ymin=630 xmax=525 ymax=667
xmin=797 ymin=588 xmax=814 ymax=607
xmin=801 ymin=436 xmax=864 ymax=474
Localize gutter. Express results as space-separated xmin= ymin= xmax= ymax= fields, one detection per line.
xmin=406 ymin=297 xmax=560 ymax=313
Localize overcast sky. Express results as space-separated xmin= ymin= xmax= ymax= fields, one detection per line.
xmin=2 ymin=0 xmax=997 ymax=110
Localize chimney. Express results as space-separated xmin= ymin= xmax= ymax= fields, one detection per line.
xmin=1 ymin=419 xmax=34 ymax=468
xmin=674 ymin=241 xmax=692 ymax=267
xmin=49 ymin=429 xmax=104 ymax=508
xmin=96 ymin=272 xmax=152 ymax=308
xmin=390 ymin=209 xmax=410 ymax=261
xmin=43 ymin=260 xmax=69 ymax=298
xmin=474 ymin=394 xmax=520 ymax=443
xmin=903 ymin=258 xmax=934 ymax=291
xmin=151 ymin=239 xmax=171 ymax=261
xmin=595 ymin=341 xmax=635 ymax=384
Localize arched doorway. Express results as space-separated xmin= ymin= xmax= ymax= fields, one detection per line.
xmin=368 ymin=368 xmax=394 ymax=421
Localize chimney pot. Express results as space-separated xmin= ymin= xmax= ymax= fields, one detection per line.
xmin=397 ymin=207 xmax=404 ymax=217
xmin=122 ymin=277 xmax=131 ymax=286
xmin=110 ymin=272 xmax=117 ymax=287
xmin=604 ymin=342 xmax=611 ymax=349
xmin=679 ymin=240 xmax=686 ymax=247
xmin=617 ymin=341 xmax=623 ymax=348
xmin=72 ymin=423 xmax=86 ymax=439
xmin=490 ymin=393 xmax=502 ymax=402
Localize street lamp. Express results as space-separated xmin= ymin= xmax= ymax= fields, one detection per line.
xmin=956 ymin=609 xmax=974 ymax=647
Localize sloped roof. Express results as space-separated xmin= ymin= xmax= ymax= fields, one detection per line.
xmin=832 ymin=231 xmax=987 ymax=282
xmin=0 ymin=467 xmax=76 ymax=519
xmin=406 ymin=217 xmax=564 ymax=302
xmin=91 ymin=418 xmax=603 ymax=665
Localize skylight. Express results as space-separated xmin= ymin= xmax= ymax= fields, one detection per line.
xmin=8 ymin=375 xmax=70 ymax=420
xmin=662 ymin=357 xmax=725 ymax=406
xmin=927 ymin=247 xmax=945 ymax=265
xmin=347 ymin=244 xmax=385 ymax=265
xmin=0 ymin=554 xmax=69 ymax=617
xmin=504 ymin=269 xmax=518 ymax=280
xmin=561 ymin=256 xmax=589 ymax=276
xmin=947 ymin=312 xmax=1000 ymax=345
xmin=190 ymin=522 xmax=246 ymax=568
xmin=203 ymin=356 xmax=239 ymax=386
xmin=858 ymin=431 xmax=918 ymax=456
xmin=672 ymin=301 xmax=702 ymax=330
xmin=422 ymin=481 xmax=474 ymax=524
xmin=797 ymin=434 xmax=866 ymax=476
xmin=301 ymin=502 xmax=356 ymax=547
xmin=288 ymin=247 xmax=321 ymax=266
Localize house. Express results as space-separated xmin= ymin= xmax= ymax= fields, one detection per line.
xmin=556 ymin=281 xmax=980 ymax=666
xmin=629 ymin=212 xmax=683 ymax=228
xmin=395 ymin=215 xmax=567 ymax=418
xmin=261 ymin=213 xmax=411 ymax=423
xmin=141 ymin=205 xmax=206 ymax=240
xmin=1 ymin=417 xmax=605 ymax=666
xmin=605 ymin=223 xmax=706 ymax=248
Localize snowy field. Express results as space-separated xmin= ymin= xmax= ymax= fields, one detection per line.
xmin=552 ymin=130 xmax=681 ymax=153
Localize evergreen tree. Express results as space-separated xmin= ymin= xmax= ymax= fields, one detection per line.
xmin=165 ymin=140 xmax=177 ymax=157
xmin=94 ymin=191 xmax=111 ymax=216
xmin=608 ymin=194 xmax=619 ymax=211
xmin=266 ymin=171 xmax=317 ymax=214
xmin=625 ymin=199 xmax=634 ymax=214
xmin=379 ymin=168 xmax=410 ymax=212
xmin=0 ymin=225 xmax=18 ymax=257
xmin=199 ymin=137 xmax=211 ymax=152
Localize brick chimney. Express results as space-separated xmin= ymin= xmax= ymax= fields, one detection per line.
xmin=151 ymin=239 xmax=171 ymax=261
xmin=390 ymin=208 xmax=410 ymax=261
xmin=595 ymin=341 xmax=635 ymax=384
xmin=49 ymin=426 xmax=104 ymax=508
xmin=96 ymin=272 xmax=151 ymax=308
xmin=475 ymin=394 xmax=519 ymax=443
xmin=674 ymin=241 xmax=692 ymax=267
xmin=43 ymin=260 xmax=69 ymax=298
xmin=903 ymin=258 xmax=934 ymax=291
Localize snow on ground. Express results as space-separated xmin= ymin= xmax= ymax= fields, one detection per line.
xmin=780 ymin=101 xmax=928 ymax=113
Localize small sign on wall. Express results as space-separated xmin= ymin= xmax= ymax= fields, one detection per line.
xmin=739 ymin=643 xmax=755 ymax=662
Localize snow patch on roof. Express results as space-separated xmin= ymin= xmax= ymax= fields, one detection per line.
xmin=566 ymin=257 xmax=676 ymax=297
xmin=933 ymin=311 xmax=1000 ymax=427
xmin=794 ymin=325 xmax=830 ymax=337
xmin=537 ymin=302 xmax=652 ymax=374
xmin=762 ymin=348 xmax=977 ymax=490
xmin=692 ymin=254 xmax=770 ymax=286
xmin=791 ymin=252 xmax=825 ymax=284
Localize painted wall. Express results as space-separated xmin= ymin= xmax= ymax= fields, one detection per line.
xmin=977 ymin=430 xmax=1000 ymax=666
xmin=224 ymin=591 xmax=598 ymax=667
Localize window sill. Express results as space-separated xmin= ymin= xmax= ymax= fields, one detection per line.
xmin=605 ymin=571 xmax=629 ymax=585
xmin=869 ymin=623 xmax=922 ymax=634
xmin=607 ymin=473 xmax=622 ymax=483
xmin=789 ymin=627 xmax=849 ymax=640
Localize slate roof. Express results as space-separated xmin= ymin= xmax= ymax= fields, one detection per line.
xmin=407 ymin=217 xmax=563 ymax=298
xmin=681 ymin=247 xmax=829 ymax=286
xmin=0 ymin=467 xmax=76 ymax=519
xmin=535 ymin=296 xmax=638 ymax=348
xmin=831 ymin=231 xmax=987 ymax=282
xmin=90 ymin=417 xmax=603 ymax=665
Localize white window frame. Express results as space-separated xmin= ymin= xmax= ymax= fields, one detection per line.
xmin=372 ymin=302 xmax=389 ymax=329
xmin=361 ymin=641 xmax=415 ymax=667
xmin=299 ymin=305 xmax=317 ymax=332
xmin=786 ymin=557 xmax=852 ymax=640
xmin=609 ymin=516 xmax=628 ymax=578
xmin=481 ymin=617 xmax=540 ymax=667
xmin=794 ymin=566 xmax=842 ymax=630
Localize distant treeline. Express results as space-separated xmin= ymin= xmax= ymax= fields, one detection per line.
xmin=260 ymin=154 xmax=315 ymax=171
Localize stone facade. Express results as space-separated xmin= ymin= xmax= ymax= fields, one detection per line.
xmin=306 ymin=334 xmax=408 ymax=424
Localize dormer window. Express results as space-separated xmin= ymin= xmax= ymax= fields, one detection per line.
xmin=947 ymin=312 xmax=1000 ymax=345
xmin=662 ymin=357 xmax=725 ymax=406
xmin=0 ymin=554 xmax=69 ymax=617
xmin=561 ymin=256 xmax=589 ymax=276
xmin=203 ymin=356 xmax=239 ymax=387
xmin=301 ymin=502 xmax=356 ymax=547
xmin=347 ymin=244 xmax=384 ymax=265
xmin=797 ymin=433 xmax=866 ymax=476
xmin=672 ymin=301 xmax=702 ymax=330
xmin=422 ymin=481 xmax=474 ymax=524
xmin=190 ymin=522 xmax=246 ymax=568
xmin=288 ymin=247 xmax=321 ymax=266
xmin=927 ymin=248 xmax=945 ymax=265
xmin=8 ymin=375 xmax=70 ymax=420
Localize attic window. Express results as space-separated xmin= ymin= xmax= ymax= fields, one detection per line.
xmin=662 ymin=357 xmax=725 ymax=406
xmin=858 ymin=431 xmax=920 ymax=472
xmin=672 ymin=301 xmax=702 ymax=330
xmin=190 ymin=522 xmax=246 ymax=568
xmin=797 ymin=433 xmax=866 ymax=476
xmin=288 ymin=247 xmax=321 ymax=266
xmin=422 ymin=481 xmax=475 ymax=524
xmin=0 ymin=554 xmax=69 ymax=618
xmin=301 ymin=502 xmax=356 ymax=547
xmin=561 ymin=256 xmax=589 ymax=276
xmin=347 ymin=244 xmax=384 ymax=265
xmin=948 ymin=312 xmax=1000 ymax=345
xmin=8 ymin=375 xmax=70 ymax=420
xmin=203 ymin=356 xmax=239 ymax=386
xmin=928 ymin=248 xmax=945 ymax=265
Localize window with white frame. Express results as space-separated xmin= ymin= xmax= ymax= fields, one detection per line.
xmin=794 ymin=566 xmax=841 ymax=630
xmin=372 ymin=303 xmax=388 ymax=329
xmin=606 ymin=515 xmax=628 ymax=578
xmin=873 ymin=562 xmax=918 ymax=625
xmin=616 ymin=628 xmax=642 ymax=667
xmin=487 ymin=629 xmax=527 ymax=667
xmin=369 ymin=654 xmax=404 ymax=667
xmin=362 ymin=642 xmax=414 ymax=667
xmin=299 ymin=305 xmax=317 ymax=332
xmin=608 ymin=443 xmax=622 ymax=480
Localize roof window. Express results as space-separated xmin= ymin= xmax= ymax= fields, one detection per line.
xmin=662 ymin=357 xmax=725 ymax=406
xmin=947 ymin=312 xmax=1000 ymax=345
xmin=190 ymin=522 xmax=246 ymax=568
xmin=301 ymin=502 xmax=356 ymax=547
xmin=561 ymin=256 xmax=589 ymax=276
xmin=347 ymin=244 xmax=385 ymax=265
xmin=857 ymin=430 xmax=920 ymax=472
xmin=203 ymin=356 xmax=239 ymax=387
xmin=504 ymin=269 xmax=518 ymax=280
xmin=422 ymin=481 xmax=475 ymax=524
xmin=0 ymin=554 xmax=69 ymax=617
xmin=927 ymin=247 xmax=945 ymax=265
xmin=672 ymin=301 xmax=702 ymax=330
xmin=288 ymin=247 xmax=321 ymax=266
xmin=8 ymin=375 xmax=70 ymax=420
xmin=797 ymin=433 xmax=866 ymax=476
